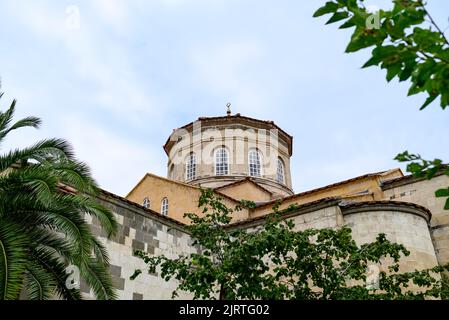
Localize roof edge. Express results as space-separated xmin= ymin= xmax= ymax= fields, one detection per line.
xmin=99 ymin=188 xmax=188 ymax=230
xmin=227 ymin=197 xmax=341 ymax=229
xmin=214 ymin=177 xmax=274 ymax=195
xmin=339 ymin=200 xmax=432 ymax=222
xmin=381 ymin=168 xmax=447 ymax=190
xmin=163 ymin=114 xmax=293 ymax=156
xmin=255 ymin=170 xmax=392 ymax=209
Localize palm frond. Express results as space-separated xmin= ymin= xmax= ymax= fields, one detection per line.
xmin=0 ymin=166 xmax=59 ymax=204
xmin=0 ymin=99 xmax=17 ymax=134
xmin=80 ymin=258 xmax=117 ymax=300
xmin=57 ymin=194 xmax=117 ymax=237
xmin=47 ymin=159 xmax=99 ymax=194
xmin=23 ymin=263 xmax=56 ymax=300
xmin=31 ymin=228 xmax=76 ymax=259
xmin=0 ymin=97 xmax=117 ymax=300
xmin=31 ymin=247 xmax=82 ymax=300
xmin=0 ymin=116 xmax=41 ymax=142
xmin=0 ymin=221 xmax=29 ymax=300
xmin=92 ymin=237 xmax=110 ymax=267
xmin=42 ymin=206 xmax=94 ymax=263
xmin=0 ymin=138 xmax=74 ymax=171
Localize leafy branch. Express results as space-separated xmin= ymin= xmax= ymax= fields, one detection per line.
xmin=131 ymin=189 xmax=449 ymax=300
xmin=313 ymin=0 xmax=449 ymax=110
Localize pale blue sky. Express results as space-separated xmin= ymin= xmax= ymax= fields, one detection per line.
xmin=0 ymin=0 xmax=448 ymax=196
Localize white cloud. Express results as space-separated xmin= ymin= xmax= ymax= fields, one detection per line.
xmin=59 ymin=114 xmax=166 ymax=196
xmin=91 ymin=0 xmax=129 ymax=31
xmin=4 ymin=1 xmax=164 ymax=126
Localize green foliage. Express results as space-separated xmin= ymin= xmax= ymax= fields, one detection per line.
xmin=0 ymin=92 xmax=118 ymax=300
xmin=313 ymin=0 xmax=449 ymax=110
xmin=315 ymin=1 xmax=449 ymax=210
xmin=396 ymin=151 xmax=449 ymax=209
xmin=132 ymin=189 xmax=449 ymax=300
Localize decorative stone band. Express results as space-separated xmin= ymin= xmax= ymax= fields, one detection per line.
xmin=339 ymin=200 xmax=432 ymax=223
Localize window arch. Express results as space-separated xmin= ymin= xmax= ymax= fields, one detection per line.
xmin=215 ymin=147 xmax=229 ymax=176
xmin=248 ymin=149 xmax=262 ymax=177
xmin=161 ymin=198 xmax=168 ymax=216
xmin=142 ymin=197 xmax=150 ymax=209
xmin=277 ymin=158 xmax=285 ymax=184
xmin=185 ymin=152 xmax=196 ymax=181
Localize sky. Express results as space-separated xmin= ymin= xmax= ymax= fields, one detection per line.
xmin=0 ymin=0 xmax=448 ymax=196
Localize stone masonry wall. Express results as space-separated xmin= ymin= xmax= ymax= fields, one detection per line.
xmin=86 ymin=192 xmax=440 ymax=299
xmin=382 ymin=174 xmax=449 ymax=266
xmin=84 ymin=192 xmax=196 ymax=300
xmin=342 ymin=205 xmax=438 ymax=272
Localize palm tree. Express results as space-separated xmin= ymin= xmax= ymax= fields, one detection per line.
xmin=0 ymin=92 xmax=118 ymax=300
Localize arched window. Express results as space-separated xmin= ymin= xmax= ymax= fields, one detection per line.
xmin=215 ymin=147 xmax=229 ymax=176
xmin=185 ymin=152 xmax=196 ymax=181
xmin=142 ymin=197 xmax=150 ymax=209
xmin=277 ymin=158 xmax=285 ymax=184
xmin=248 ymin=149 xmax=262 ymax=177
xmin=161 ymin=198 xmax=168 ymax=216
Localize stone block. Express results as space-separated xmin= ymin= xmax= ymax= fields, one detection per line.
xmin=146 ymin=245 xmax=155 ymax=255
xmin=109 ymin=264 xmax=122 ymax=277
xmin=133 ymin=292 xmax=143 ymax=300
xmin=112 ymin=276 xmax=125 ymax=290
xmin=132 ymin=239 xmax=145 ymax=251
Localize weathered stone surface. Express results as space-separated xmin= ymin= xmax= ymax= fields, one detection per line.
xmin=146 ymin=245 xmax=155 ymax=255
xmin=87 ymin=177 xmax=447 ymax=300
xmin=133 ymin=293 xmax=143 ymax=300
xmin=109 ymin=264 xmax=122 ymax=277
xmin=132 ymin=239 xmax=145 ymax=252
xmin=112 ymin=277 xmax=125 ymax=291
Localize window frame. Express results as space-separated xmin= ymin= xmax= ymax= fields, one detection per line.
xmin=248 ymin=149 xmax=263 ymax=177
xmin=185 ymin=152 xmax=197 ymax=181
xmin=142 ymin=197 xmax=150 ymax=209
xmin=161 ymin=198 xmax=169 ymax=216
xmin=214 ymin=147 xmax=229 ymax=176
xmin=276 ymin=157 xmax=285 ymax=184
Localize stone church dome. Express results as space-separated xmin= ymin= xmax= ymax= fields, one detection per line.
xmin=163 ymin=109 xmax=294 ymax=198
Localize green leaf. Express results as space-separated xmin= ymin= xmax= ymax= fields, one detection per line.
xmin=435 ymin=188 xmax=449 ymax=198
xmin=441 ymin=93 xmax=449 ymax=109
xmin=445 ymin=198 xmax=449 ymax=210
xmin=0 ymin=221 xmax=29 ymax=300
xmin=386 ymin=63 xmax=402 ymax=82
xmin=313 ymin=2 xmax=339 ymax=18
xmin=326 ymin=11 xmax=349 ymax=25
xmin=420 ymin=95 xmax=438 ymax=110
xmin=398 ymin=64 xmax=415 ymax=82
xmin=339 ymin=18 xmax=356 ymax=29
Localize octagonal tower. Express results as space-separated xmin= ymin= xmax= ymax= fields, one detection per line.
xmin=163 ymin=110 xmax=294 ymax=198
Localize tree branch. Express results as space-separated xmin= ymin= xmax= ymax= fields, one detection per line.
xmin=421 ymin=2 xmax=449 ymax=46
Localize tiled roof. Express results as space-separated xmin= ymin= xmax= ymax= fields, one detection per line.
xmin=163 ymin=113 xmax=293 ymax=155
xmin=214 ymin=177 xmax=273 ymax=195
xmin=100 ymin=188 xmax=188 ymax=228
xmin=254 ymin=171 xmax=389 ymax=209
xmin=381 ymin=167 xmax=447 ymax=190
xmin=125 ymin=173 xmax=242 ymax=204
xmin=226 ymin=197 xmax=341 ymax=228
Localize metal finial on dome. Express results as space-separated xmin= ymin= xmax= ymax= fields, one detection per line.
xmin=226 ymin=102 xmax=231 ymax=116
